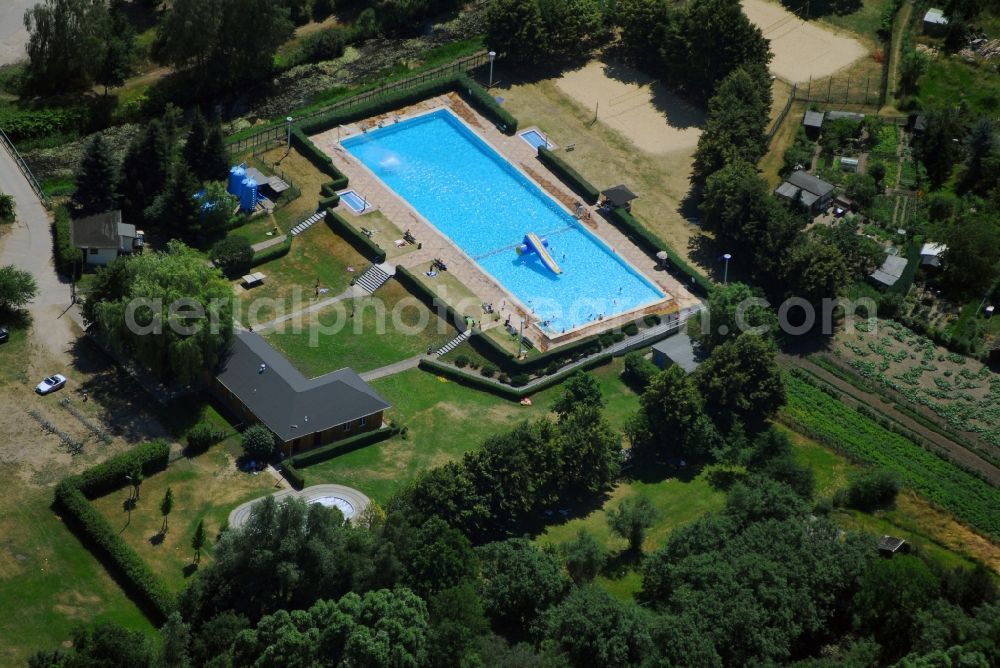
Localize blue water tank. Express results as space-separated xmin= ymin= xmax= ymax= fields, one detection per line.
xmin=239 ymin=176 xmax=258 ymax=212
xmin=228 ymin=164 xmax=246 ymax=196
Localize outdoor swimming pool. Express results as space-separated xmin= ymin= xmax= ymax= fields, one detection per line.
xmin=519 ymin=128 xmax=552 ymax=150
xmin=343 ymin=109 xmax=665 ymax=331
xmin=338 ymin=189 xmax=369 ymax=213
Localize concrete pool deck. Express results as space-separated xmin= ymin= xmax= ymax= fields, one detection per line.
xmin=310 ymin=94 xmax=699 ymax=350
xmin=227 ymin=483 xmax=371 ymax=529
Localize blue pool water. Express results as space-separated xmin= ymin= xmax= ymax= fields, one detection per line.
xmin=519 ymin=129 xmax=551 ymax=150
xmin=339 ymin=190 xmax=368 ymax=213
xmin=343 ymin=110 xmax=664 ymax=331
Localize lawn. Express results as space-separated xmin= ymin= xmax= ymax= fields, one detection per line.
xmin=813 ymin=0 xmax=894 ymax=46
xmin=236 ymin=222 xmax=367 ymax=326
xmin=264 ymin=279 xmax=456 ymax=375
xmin=90 ymin=443 xmax=277 ymax=592
xmin=298 ymin=358 xmax=641 ymax=502
xmin=0 ymin=482 xmax=155 ymax=666
xmin=258 ymin=147 xmax=331 ymax=229
xmin=916 ymin=55 xmax=1000 ymax=117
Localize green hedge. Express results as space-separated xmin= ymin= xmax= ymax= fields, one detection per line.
xmin=454 ymin=74 xmax=518 ymax=134
xmin=325 ymin=209 xmax=386 ymax=263
xmin=468 ymin=329 xmax=603 ymax=375
xmin=290 ymin=128 xmax=349 ymax=189
xmin=318 ymin=193 xmax=341 ymax=210
xmin=419 ymin=354 xmax=612 ymax=399
xmin=71 ymin=440 xmax=171 ymax=499
xmin=282 ymin=462 xmax=306 ymax=490
xmin=250 ymin=235 xmax=293 ymax=268
xmin=54 ymin=205 xmax=83 ymax=278
xmin=54 ymin=440 xmax=175 ymax=622
xmin=537 ymin=147 xmax=599 ymax=204
xmin=604 ymin=206 xmax=713 ymax=297
xmin=290 ymin=427 xmax=400 ymax=469
xmin=394 ymin=265 xmax=469 ymax=333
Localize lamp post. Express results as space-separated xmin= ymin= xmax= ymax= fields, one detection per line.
xmin=286 ymin=116 xmax=293 ymax=150
xmin=723 ymin=253 xmax=732 ymax=285
xmin=488 ymin=51 xmax=497 ymax=89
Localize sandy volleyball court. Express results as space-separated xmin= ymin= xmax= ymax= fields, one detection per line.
xmin=556 ymin=61 xmax=704 ymax=155
xmin=742 ymin=0 xmax=868 ymax=82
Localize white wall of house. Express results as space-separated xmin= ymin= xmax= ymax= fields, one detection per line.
xmin=83 ymin=247 xmax=118 ymax=266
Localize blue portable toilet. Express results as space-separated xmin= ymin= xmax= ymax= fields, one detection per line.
xmin=239 ymin=175 xmax=258 ymax=212
xmin=228 ymin=164 xmax=246 ymax=196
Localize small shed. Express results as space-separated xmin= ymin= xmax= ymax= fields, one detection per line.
xmin=878 ymin=535 xmax=909 ymax=557
xmin=245 ymin=166 xmax=291 ymax=199
xmin=920 ymin=242 xmax=947 ymax=268
xmin=840 ymin=156 xmax=860 ymax=172
xmin=923 ymin=8 xmax=949 ymax=36
xmin=70 ymin=210 xmax=138 ymax=266
xmin=651 ymin=333 xmax=699 ymax=373
xmin=803 ymin=110 xmax=825 ymax=139
xmin=909 ymin=113 xmax=928 ymax=135
xmin=870 ymin=254 xmax=908 ymax=288
xmin=601 ymin=185 xmax=639 ymax=210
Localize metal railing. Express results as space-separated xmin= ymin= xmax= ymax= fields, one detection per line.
xmin=766 ymin=83 xmax=797 ymax=144
xmin=227 ymin=50 xmax=493 ymax=151
xmin=0 ymin=127 xmax=50 ymax=209
xmin=796 ymin=75 xmax=883 ymax=108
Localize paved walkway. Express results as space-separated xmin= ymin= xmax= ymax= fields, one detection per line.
xmin=250 ymin=286 xmax=359 ymax=332
xmin=0 ymin=135 xmax=79 ymax=364
xmin=359 ymin=353 xmax=426 ymax=382
xmin=227 ymin=483 xmax=371 ymax=528
xmin=251 ymin=234 xmax=289 ymax=253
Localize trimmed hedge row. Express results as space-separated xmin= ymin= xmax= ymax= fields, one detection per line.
xmin=604 ymin=206 xmax=713 ymax=297
xmin=281 ymin=427 xmax=401 ymax=489
xmin=290 ymin=128 xmax=349 ymax=189
xmin=325 ymin=209 xmax=386 ymax=263
xmin=55 ymin=440 xmax=174 ymax=622
xmin=71 ymin=440 xmax=171 ymax=499
xmin=537 ymin=147 xmax=599 ymax=204
xmin=419 ymin=354 xmax=613 ymax=399
xmin=250 ymin=235 xmax=293 ymax=268
xmin=282 ymin=462 xmax=306 ymax=490
xmin=54 ymin=205 xmax=83 ymax=278
xmin=454 ymin=74 xmax=518 ymax=134
xmin=394 ymin=265 xmax=469 ymax=332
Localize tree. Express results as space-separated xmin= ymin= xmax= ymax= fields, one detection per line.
xmin=724 ymin=475 xmax=808 ymax=527
xmin=426 ymin=584 xmax=489 ymax=667
xmin=476 ymin=538 xmax=570 ymax=631
xmin=562 ymin=529 xmax=607 ymax=584
xmin=160 ymin=612 xmax=191 ymax=668
xmin=241 ymin=425 xmax=275 ymax=461
xmin=607 ymin=494 xmax=657 ymax=553
xmin=699 ymin=160 xmax=773 ymax=246
xmin=0 ymin=265 xmax=38 ymax=312
xmin=899 ymin=48 xmax=928 ymax=96
xmin=841 ymin=468 xmax=900 ymax=511
xmin=400 ymin=517 xmax=479 ymax=598
xmin=191 ymin=519 xmax=206 ymax=563
xmin=85 ymin=241 xmax=234 ymax=384
xmin=486 ymin=0 xmax=548 ymax=65
xmin=556 ymin=406 xmax=621 ymax=497
xmin=539 ymin=0 xmax=604 ymax=58
xmin=854 ymin=555 xmax=941 ymax=662
xmin=160 ymin=487 xmax=174 ymax=533
xmin=210 ymin=236 xmax=253 ymax=276
xmin=200 ymin=181 xmax=240 ymax=236
xmin=182 ymin=110 xmax=209 ymax=180
xmin=72 ymin=133 xmax=120 ymax=216
xmin=845 ymin=173 xmax=879 ymax=208
xmin=202 ymin=119 xmax=230 ymax=183
xmin=627 ymin=365 xmax=719 ymax=462
xmin=812 ymin=220 xmax=884 ymax=278
xmin=95 ymin=4 xmax=136 ymax=94
xmin=23 ymin=0 xmax=108 ymax=93
xmin=868 ymin=161 xmax=887 ymax=185
xmin=128 ymin=463 xmax=144 ymax=501
xmin=695 ymin=333 xmax=785 ymax=433
xmin=622 ymin=351 xmax=659 ymax=391
xmin=782 ymin=237 xmax=851 ymax=306
xmin=694 ymin=281 xmax=776 ymax=350
xmin=961 ymin=117 xmax=999 ymax=193
xmin=938 ymin=211 xmax=1000 ymax=297
xmin=121 ymin=120 xmax=171 ymax=222
xmin=552 ymin=370 xmax=605 ymax=421
xmin=915 ymin=106 xmax=967 ymax=188
xmin=691 ymin=64 xmax=773 ymax=181
xmin=144 ymin=162 xmax=202 ymax=240
xmin=540 ymin=585 xmax=652 ymax=667
xmin=30 ymin=622 xmax=156 ymax=667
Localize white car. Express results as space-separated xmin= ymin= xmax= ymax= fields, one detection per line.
xmin=36 ymin=374 xmax=67 ymax=395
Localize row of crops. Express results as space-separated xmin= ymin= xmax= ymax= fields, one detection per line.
xmin=783 ymin=374 xmax=999 ymax=539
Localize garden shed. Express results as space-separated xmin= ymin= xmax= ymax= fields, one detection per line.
xmin=923 ymin=8 xmax=949 ymax=36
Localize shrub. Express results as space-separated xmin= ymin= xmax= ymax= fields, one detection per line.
xmin=622 ymin=351 xmax=658 ymax=391
xmin=622 ymin=322 xmax=639 ymax=336
xmin=843 ymin=468 xmax=901 ymax=512
xmin=211 ymin=236 xmax=254 ymax=276
xmin=299 ymin=27 xmax=347 ymax=64
xmin=242 ymin=425 xmax=276 ymax=461
xmin=282 ymin=462 xmax=305 ymax=489
xmin=53 ymin=205 xmax=83 ymax=278
xmin=498 ymin=372 xmax=510 ymax=384
xmin=186 ymin=421 xmax=225 ymax=453
xmin=511 ymin=373 xmax=530 ymax=387
xmin=455 ymin=354 xmax=470 ymax=368
xmin=545 ymin=361 xmax=561 ymax=376
xmin=481 ymin=363 xmax=497 ymax=378
xmin=643 ymin=313 xmax=661 ymax=326
xmin=250 ymin=235 xmax=292 ymax=267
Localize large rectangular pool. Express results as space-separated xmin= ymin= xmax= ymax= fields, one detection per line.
xmin=342 ymin=109 xmax=665 ymax=332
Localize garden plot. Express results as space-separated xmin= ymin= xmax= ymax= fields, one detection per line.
xmin=833 ymin=318 xmax=1000 ymax=446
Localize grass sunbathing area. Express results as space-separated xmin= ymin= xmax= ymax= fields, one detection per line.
xmin=237 ymin=223 xmax=367 ymax=326
xmin=299 ymin=358 xmax=641 ymax=502
xmin=89 ymin=442 xmax=276 ymax=592
xmin=264 ymin=279 xmax=455 ymax=375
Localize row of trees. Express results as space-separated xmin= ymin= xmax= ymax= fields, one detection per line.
xmin=73 ymin=107 xmax=235 ymax=243
xmin=486 ymin=0 xmax=608 ymax=65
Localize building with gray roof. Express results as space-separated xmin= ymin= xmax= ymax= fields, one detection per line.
xmin=775 ymin=170 xmax=836 ymax=214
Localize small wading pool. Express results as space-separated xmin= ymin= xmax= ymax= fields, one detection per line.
xmin=339 ymin=189 xmax=370 ymax=213
xmin=519 ymin=128 xmax=552 ymax=150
